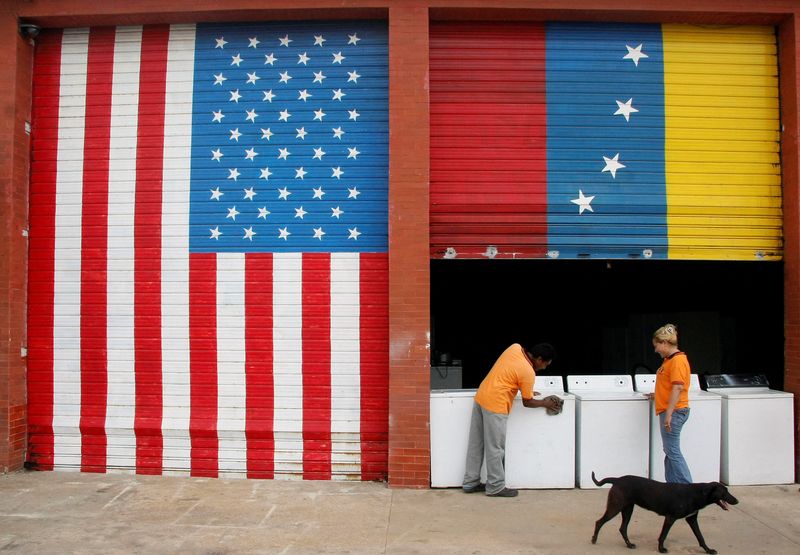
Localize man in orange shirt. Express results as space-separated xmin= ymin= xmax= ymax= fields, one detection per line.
xmin=462 ymin=343 xmax=559 ymax=497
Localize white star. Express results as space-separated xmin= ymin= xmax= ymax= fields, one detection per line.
xmin=278 ymin=187 xmax=291 ymax=200
xmin=295 ymin=167 xmax=307 ymax=179
xmin=245 ymin=109 xmax=258 ymax=122
xmin=227 ymin=206 xmax=240 ymax=220
xmin=229 ymin=128 xmax=242 ymax=141
xmin=215 ymin=37 xmax=227 ymax=49
xmin=296 ymin=127 xmax=308 ymax=140
xmin=279 ymin=71 xmax=292 ymax=83
xmin=332 ymin=51 xmax=345 ymax=64
xmin=278 ymin=109 xmax=291 ymax=122
xmin=279 ymin=35 xmax=292 ymax=47
xmin=313 ymin=227 xmax=325 ymax=240
xmin=348 ymin=109 xmax=360 ymax=121
xmin=278 ymin=148 xmax=291 ymax=160
xmin=210 ymin=187 xmax=223 ymax=200
xmin=213 ymin=73 xmax=227 ymax=85
xmin=332 ymin=127 xmax=345 ymax=139
xmin=212 ymin=110 xmax=225 ymax=123
xmin=211 ymin=148 xmax=223 ymax=161
xmin=278 ymin=227 xmax=291 ymax=240
xmin=262 ymin=90 xmax=276 ymax=102
xmin=602 ymin=153 xmax=625 ymax=178
xmin=231 ymin=53 xmax=243 ymax=66
xmin=331 ymin=206 xmax=344 ymax=219
xmin=246 ymin=72 xmax=260 ymax=85
xmin=571 ymin=190 xmax=595 ymax=215
xmin=614 ymin=98 xmax=638 ymax=122
xmin=314 ymin=35 xmax=326 ymax=46
xmin=347 ymin=187 xmax=360 ymax=199
xmin=228 ymin=168 xmax=240 ymax=181
xmin=312 ymin=186 xmax=326 ymax=199
xmin=313 ymin=147 xmax=326 ymax=160
xmin=298 ymin=89 xmax=312 ymax=102
xmin=229 ymin=89 xmax=242 ymax=103
xmin=331 ymin=166 xmax=344 ymax=179
xmin=260 ymin=128 xmax=273 ymax=141
xmin=248 ymin=37 xmax=260 ymax=48
xmin=623 ymin=44 xmax=649 ymax=67
xmin=243 ymin=187 xmax=257 ymax=200
xmin=347 ymin=147 xmax=360 ymax=159
xmin=264 ymin=53 xmax=277 ymax=66
xmin=313 ymin=71 xmax=326 ymax=83
xmin=348 ymin=227 xmax=361 ymax=240
xmin=297 ymin=52 xmax=310 ymax=65
xmin=332 ymin=88 xmax=346 ymax=101
xmin=210 ymin=226 xmax=222 ymax=239
xmin=313 ymin=108 xmax=326 ymax=121
xmin=347 ymin=70 xmax=361 ymax=83
xmin=244 ymin=147 xmax=258 ymax=161
xmin=257 ymin=207 xmax=270 ymax=219
xmin=294 ymin=206 xmax=307 ymax=219
xmin=243 ymin=227 xmax=256 ymax=241
xmin=348 ymin=33 xmax=361 ymax=45
xmin=259 ymin=167 xmax=272 ymax=180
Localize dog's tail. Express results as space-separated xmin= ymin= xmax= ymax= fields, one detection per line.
xmin=591 ymin=471 xmax=616 ymax=487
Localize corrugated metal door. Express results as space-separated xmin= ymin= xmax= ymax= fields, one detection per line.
xmin=430 ymin=22 xmax=781 ymax=260
xmin=27 ymin=22 xmax=390 ymax=480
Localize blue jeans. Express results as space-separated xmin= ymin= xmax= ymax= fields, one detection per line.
xmin=659 ymin=408 xmax=693 ymax=483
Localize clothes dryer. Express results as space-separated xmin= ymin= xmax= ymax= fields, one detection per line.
xmin=430 ymin=389 xmax=477 ymax=487
xmin=568 ymin=375 xmax=649 ymax=489
xmin=706 ymin=374 xmax=794 ymax=485
xmin=634 ymin=374 xmax=721 ymax=482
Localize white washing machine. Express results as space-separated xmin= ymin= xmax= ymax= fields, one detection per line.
xmin=505 ymin=376 xmax=576 ymax=489
xmin=568 ymin=375 xmax=650 ymax=489
xmin=705 ymin=374 xmax=795 ymax=485
xmin=634 ymin=374 xmax=721 ymax=483
xmin=430 ymin=389 xmax=477 ymax=487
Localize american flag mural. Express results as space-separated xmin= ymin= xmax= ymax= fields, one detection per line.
xmin=431 ymin=22 xmax=781 ymax=260
xmin=28 ymin=21 xmax=389 ymax=480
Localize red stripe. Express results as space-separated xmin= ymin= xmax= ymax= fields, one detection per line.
xmin=189 ymin=253 xmax=218 ymax=477
xmin=80 ymin=27 xmax=116 ymax=473
xmin=430 ymin=22 xmax=548 ymax=258
xmin=245 ymin=253 xmax=275 ymax=478
xmin=26 ymin=29 xmax=63 ymax=471
xmin=360 ymin=253 xmax=389 ymax=480
xmin=134 ymin=24 xmax=170 ymax=475
xmin=302 ymin=253 xmax=332 ymax=479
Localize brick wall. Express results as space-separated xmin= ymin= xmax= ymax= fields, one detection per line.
xmin=779 ymin=15 xmax=800 ymax=483
xmin=387 ymin=5 xmax=431 ymax=488
xmin=0 ymin=10 xmax=33 ymax=473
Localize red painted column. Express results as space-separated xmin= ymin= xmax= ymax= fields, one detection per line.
xmin=779 ymin=12 xmax=800 ymax=483
xmin=0 ymin=11 xmax=33 ymax=473
xmin=388 ymin=4 xmax=431 ymax=488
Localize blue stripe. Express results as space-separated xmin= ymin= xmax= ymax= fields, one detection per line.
xmin=546 ymin=22 xmax=667 ymax=259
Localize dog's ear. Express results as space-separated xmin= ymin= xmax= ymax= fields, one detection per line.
xmin=702 ymin=483 xmax=721 ymax=500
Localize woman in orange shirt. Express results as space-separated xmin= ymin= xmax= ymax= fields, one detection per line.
xmin=651 ymin=324 xmax=693 ymax=483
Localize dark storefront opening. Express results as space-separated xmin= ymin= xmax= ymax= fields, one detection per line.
xmin=431 ymin=260 xmax=785 ymax=390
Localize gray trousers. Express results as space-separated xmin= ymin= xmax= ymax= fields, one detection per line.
xmin=463 ymin=401 xmax=509 ymax=494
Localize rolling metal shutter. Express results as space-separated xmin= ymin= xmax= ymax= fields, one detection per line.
xmin=27 ymin=22 xmax=389 ymax=480
xmin=430 ymin=22 xmax=781 ymax=260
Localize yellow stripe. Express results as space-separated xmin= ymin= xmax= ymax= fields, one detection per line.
xmin=663 ymin=24 xmax=782 ymax=260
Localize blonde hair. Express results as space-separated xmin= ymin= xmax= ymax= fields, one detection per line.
xmin=653 ymin=323 xmax=678 ymax=346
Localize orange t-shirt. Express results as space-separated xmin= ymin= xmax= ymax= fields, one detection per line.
xmin=474 ymin=343 xmax=535 ymax=415
xmin=654 ymin=351 xmax=691 ymax=415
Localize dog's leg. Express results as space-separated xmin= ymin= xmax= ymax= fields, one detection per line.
xmin=657 ymin=516 xmax=677 ymax=553
xmin=686 ymin=513 xmax=717 ymax=555
xmin=619 ymin=504 xmax=636 ymax=549
xmin=592 ymin=490 xmax=624 ymax=545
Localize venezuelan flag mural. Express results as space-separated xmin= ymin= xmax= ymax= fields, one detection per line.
xmin=430 ymin=22 xmax=781 ymax=260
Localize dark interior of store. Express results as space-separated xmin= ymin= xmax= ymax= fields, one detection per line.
xmin=431 ymin=259 xmax=785 ymax=390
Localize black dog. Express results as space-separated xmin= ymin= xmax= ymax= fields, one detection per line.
xmin=591 ymin=472 xmax=738 ymax=554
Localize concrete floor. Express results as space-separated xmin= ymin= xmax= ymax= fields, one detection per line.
xmin=1 ymin=471 xmax=799 ymax=554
